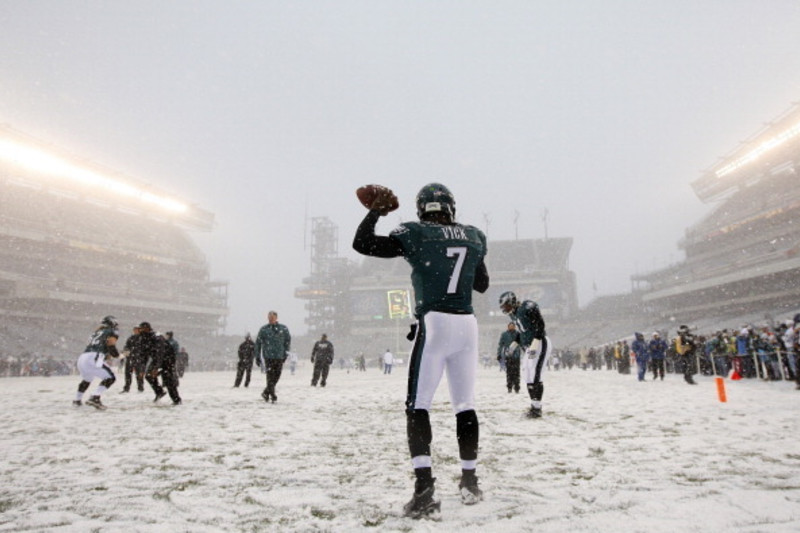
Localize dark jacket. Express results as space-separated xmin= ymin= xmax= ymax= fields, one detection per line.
xmin=255 ymin=322 xmax=291 ymax=365
xmin=676 ymin=332 xmax=697 ymax=357
xmin=238 ymin=338 xmax=255 ymax=364
xmin=141 ymin=331 xmax=176 ymax=372
xmin=124 ymin=333 xmax=142 ymax=363
xmin=497 ymin=329 xmax=520 ymax=361
xmin=311 ymin=339 xmax=334 ymax=365
xmin=631 ymin=333 xmax=649 ymax=363
xmin=648 ymin=337 xmax=668 ymax=360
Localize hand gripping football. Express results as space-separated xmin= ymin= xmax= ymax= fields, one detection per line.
xmin=356 ymin=184 xmax=399 ymax=215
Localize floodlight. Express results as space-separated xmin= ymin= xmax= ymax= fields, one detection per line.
xmin=715 ymin=121 xmax=800 ymax=178
xmin=0 ymin=138 xmax=188 ymax=213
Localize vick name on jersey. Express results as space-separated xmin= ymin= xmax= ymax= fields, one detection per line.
xmin=390 ymin=221 xmax=487 ymax=317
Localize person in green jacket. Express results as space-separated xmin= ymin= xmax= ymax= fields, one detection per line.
xmin=255 ymin=311 xmax=291 ymax=403
xmin=497 ymin=322 xmax=521 ymax=393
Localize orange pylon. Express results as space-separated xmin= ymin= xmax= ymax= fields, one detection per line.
xmin=715 ymin=376 xmax=727 ymax=403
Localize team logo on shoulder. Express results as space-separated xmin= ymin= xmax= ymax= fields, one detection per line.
xmin=391 ymin=225 xmax=410 ymax=235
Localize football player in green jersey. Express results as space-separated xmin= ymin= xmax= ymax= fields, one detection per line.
xmin=353 ymin=183 xmax=489 ymax=519
xmin=74 ymin=315 xmax=120 ymax=410
xmin=499 ymin=291 xmax=553 ymax=418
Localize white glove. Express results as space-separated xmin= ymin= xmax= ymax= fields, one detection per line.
xmin=526 ymin=338 xmax=542 ymax=359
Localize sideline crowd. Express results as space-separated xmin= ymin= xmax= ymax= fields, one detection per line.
xmin=500 ymin=316 xmax=800 ymax=390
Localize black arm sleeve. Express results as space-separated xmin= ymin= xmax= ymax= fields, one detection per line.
xmin=352 ymin=210 xmax=404 ymax=258
xmin=526 ymin=304 xmax=546 ymax=340
xmin=472 ymin=259 xmax=489 ymax=293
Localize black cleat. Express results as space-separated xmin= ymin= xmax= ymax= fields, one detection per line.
xmin=85 ymin=396 xmax=106 ymax=410
xmin=72 ymin=400 xmax=82 ymax=407
xmin=172 ymin=399 xmax=182 ymax=406
xmin=459 ymin=473 xmax=484 ymax=505
xmin=261 ymin=391 xmax=270 ymax=402
xmin=153 ymin=391 xmax=167 ymax=403
xmin=403 ymin=479 xmax=440 ymax=520
xmin=526 ymin=406 xmax=542 ymax=418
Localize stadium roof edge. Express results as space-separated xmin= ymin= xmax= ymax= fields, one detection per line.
xmin=0 ymin=124 xmax=214 ymax=231
xmin=691 ymin=101 xmax=800 ymax=203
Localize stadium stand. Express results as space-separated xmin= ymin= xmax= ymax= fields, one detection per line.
xmin=0 ymin=126 xmax=228 ymax=368
xmin=633 ymin=102 xmax=800 ymax=324
xmin=550 ymin=102 xmax=800 ymax=350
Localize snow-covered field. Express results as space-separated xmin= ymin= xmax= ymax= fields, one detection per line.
xmin=1 ymin=365 xmax=798 ymax=532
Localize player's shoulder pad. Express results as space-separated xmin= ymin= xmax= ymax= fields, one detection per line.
xmin=521 ymin=299 xmax=540 ymax=312
xmin=456 ymin=223 xmax=487 ymax=244
xmin=389 ymin=222 xmax=413 ymax=236
xmin=461 ymin=223 xmax=484 ymax=235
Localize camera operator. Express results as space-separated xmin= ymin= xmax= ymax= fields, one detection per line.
xmin=675 ymin=325 xmax=698 ymax=385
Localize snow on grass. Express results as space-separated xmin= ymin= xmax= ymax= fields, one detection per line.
xmin=1 ymin=367 xmax=799 ymax=532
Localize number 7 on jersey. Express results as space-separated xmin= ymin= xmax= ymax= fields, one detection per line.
xmin=446 ymin=247 xmax=467 ymax=294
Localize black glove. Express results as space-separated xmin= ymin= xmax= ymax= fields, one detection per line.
xmin=406 ymin=323 xmax=418 ymax=341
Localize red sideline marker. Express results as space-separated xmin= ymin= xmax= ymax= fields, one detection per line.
xmin=715 ymin=376 xmax=727 ymax=403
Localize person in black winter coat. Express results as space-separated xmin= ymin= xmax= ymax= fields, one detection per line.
xmin=648 ymin=332 xmax=668 ymax=381
xmin=140 ymin=322 xmax=182 ymax=405
xmin=234 ymin=333 xmax=255 ymax=387
xmin=120 ymin=325 xmax=145 ymax=393
xmin=675 ymin=325 xmax=698 ymax=385
xmin=310 ymin=334 xmax=334 ymax=387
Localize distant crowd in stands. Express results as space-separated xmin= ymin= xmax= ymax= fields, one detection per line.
xmin=0 ymin=355 xmax=73 ymax=377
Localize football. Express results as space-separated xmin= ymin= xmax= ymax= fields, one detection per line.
xmin=356 ymin=184 xmax=399 ymax=213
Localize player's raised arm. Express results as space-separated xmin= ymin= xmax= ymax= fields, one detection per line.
xmin=352 ymin=185 xmax=404 ymax=258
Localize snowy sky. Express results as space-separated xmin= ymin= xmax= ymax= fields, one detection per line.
xmin=2 ymin=368 xmax=799 ymax=531
xmin=2 ymin=1 xmax=800 ymax=335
